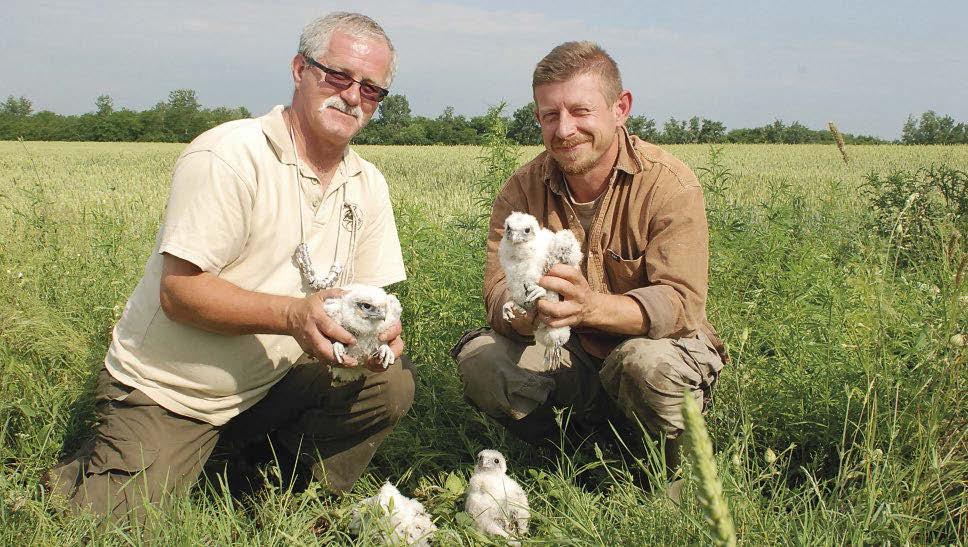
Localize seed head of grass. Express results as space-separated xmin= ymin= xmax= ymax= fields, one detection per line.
xmin=682 ymin=391 xmax=737 ymax=547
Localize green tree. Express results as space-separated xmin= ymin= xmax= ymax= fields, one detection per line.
xmin=1 ymin=95 xmax=33 ymax=117
xmin=164 ymin=89 xmax=207 ymax=142
xmin=95 ymin=94 xmax=114 ymax=116
xmin=425 ymin=106 xmax=479 ymax=145
xmin=376 ymin=94 xmax=412 ymax=127
xmin=507 ymin=102 xmax=541 ymax=145
xmin=662 ymin=117 xmax=689 ymax=144
xmin=626 ymin=115 xmax=658 ymax=142
xmin=696 ymin=118 xmax=726 ymax=143
xmin=901 ymin=111 xmax=967 ymax=144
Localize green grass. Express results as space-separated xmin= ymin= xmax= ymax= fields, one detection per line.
xmin=1 ymin=140 xmax=966 ymax=544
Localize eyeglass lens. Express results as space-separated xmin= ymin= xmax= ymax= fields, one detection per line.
xmin=312 ymin=61 xmax=387 ymax=101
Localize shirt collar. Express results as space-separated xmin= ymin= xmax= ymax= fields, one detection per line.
xmin=260 ymin=105 xmax=363 ymax=178
xmin=542 ymin=126 xmax=644 ymax=194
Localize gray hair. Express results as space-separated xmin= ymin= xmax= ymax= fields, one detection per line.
xmin=298 ymin=12 xmax=397 ymax=86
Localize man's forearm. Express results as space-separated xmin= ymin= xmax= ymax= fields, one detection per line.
xmin=160 ymin=256 xmax=297 ymax=336
xmin=583 ymin=293 xmax=650 ymax=336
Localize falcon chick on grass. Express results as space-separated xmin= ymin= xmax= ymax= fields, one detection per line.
xmin=322 ymin=284 xmax=402 ymax=386
xmin=350 ymin=482 xmax=437 ymax=546
xmin=499 ymin=211 xmax=582 ymax=367
xmin=465 ymin=449 xmax=530 ymax=544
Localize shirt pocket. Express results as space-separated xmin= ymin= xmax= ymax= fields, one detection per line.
xmin=602 ymin=248 xmax=646 ymax=294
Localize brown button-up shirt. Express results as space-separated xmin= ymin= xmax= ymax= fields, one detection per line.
xmin=483 ymin=128 xmax=725 ymax=360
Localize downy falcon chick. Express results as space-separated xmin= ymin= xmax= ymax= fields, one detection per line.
xmin=323 ymin=284 xmax=402 ymax=385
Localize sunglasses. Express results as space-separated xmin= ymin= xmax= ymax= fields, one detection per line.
xmin=303 ymin=56 xmax=390 ymax=102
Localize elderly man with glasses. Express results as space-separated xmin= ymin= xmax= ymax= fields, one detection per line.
xmin=45 ymin=12 xmax=412 ymax=520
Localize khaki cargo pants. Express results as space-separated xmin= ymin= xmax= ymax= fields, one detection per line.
xmin=454 ymin=329 xmax=723 ymax=445
xmin=45 ymin=357 xmax=415 ymax=521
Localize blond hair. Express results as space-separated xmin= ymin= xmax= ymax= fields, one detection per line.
xmin=532 ymin=41 xmax=623 ymax=102
xmin=298 ymin=12 xmax=397 ymax=85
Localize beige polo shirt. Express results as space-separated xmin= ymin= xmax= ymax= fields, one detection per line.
xmin=105 ymin=105 xmax=406 ymax=426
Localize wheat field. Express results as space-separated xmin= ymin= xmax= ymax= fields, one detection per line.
xmin=1 ymin=141 xmax=966 ymax=544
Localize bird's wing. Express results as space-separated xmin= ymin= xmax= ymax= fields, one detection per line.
xmin=385 ymin=294 xmax=402 ymax=328
xmin=553 ymin=229 xmax=583 ymax=267
xmin=533 ymin=227 xmax=558 ymax=271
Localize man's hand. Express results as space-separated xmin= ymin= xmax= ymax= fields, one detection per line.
xmin=285 ymin=289 xmax=358 ymax=365
xmin=363 ymin=319 xmax=405 ymax=372
xmin=535 ymin=264 xmax=601 ymax=328
xmin=537 ymin=264 xmax=650 ymax=336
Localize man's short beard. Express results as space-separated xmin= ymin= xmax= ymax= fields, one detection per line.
xmin=552 ymin=129 xmax=617 ymax=175
xmin=558 ymin=155 xmax=599 ymax=175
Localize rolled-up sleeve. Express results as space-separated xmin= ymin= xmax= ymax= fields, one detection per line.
xmin=625 ymin=184 xmax=709 ymax=339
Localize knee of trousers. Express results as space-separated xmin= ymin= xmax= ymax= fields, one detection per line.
xmin=381 ymin=354 xmax=416 ymax=424
xmin=455 ymin=334 xmax=498 ymax=406
xmin=454 ymin=331 xmax=554 ymax=420
xmin=600 ymin=337 xmax=702 ymax=437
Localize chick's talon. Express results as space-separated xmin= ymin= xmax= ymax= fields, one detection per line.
xmin=524 ymin=285 xmax=547 ymax=304
xmin=376 ymin=344 xmax=394 ymax=369
xmin=332 ymin=342 xmax=346 ymax=364
xmin=502 ymin=301 xmax=525 ymax=322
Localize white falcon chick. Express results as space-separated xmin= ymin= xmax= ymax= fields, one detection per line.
xmin=499 ymin=211 xmax=582 ymax=367
xmin=465 ymin=449 xmax=530 ymax=544
xmin=350 ymin=482 xmax=437 ymax=546
xmin=322 ymin=284 xmax=402 ymax=386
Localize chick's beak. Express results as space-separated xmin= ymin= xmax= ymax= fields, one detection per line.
xmin=364 ymin=307 xmax=386 ymax=320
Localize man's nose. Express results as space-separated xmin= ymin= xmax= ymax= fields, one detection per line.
xmin=340 ymin=82 xmax=362 ymax=106
xmin=555 ymin=112 xmax=577 ymax=140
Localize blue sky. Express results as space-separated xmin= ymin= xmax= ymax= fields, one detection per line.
xmin=2 ymin=0 xmax=966 ymax=138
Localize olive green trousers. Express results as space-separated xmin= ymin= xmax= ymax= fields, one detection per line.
xmin=45 ymin=357 xmax=415 ymax=521
xmin=454 ymin=328 xmax=722 ymax=445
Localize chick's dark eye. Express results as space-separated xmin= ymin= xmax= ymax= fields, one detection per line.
xmin=494 ymin=458 xmax=499 ymax=464
xmin=359 ymin=302 xmax=373 ymax=310
xmin=524 ymin=228 xmax=531 ymax=233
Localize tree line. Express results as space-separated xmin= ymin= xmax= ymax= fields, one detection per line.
xmin=2 ymin=90 xmax=965 ymax=145
xmin=0 ymin=91 xmax=250 ymax=143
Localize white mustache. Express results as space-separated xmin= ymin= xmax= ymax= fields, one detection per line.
xmin=319 ymin=96 xmax=362 ymax=119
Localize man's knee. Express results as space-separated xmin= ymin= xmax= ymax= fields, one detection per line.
xmin=381 ymin=354 xmax=416 ymax=424
xmin=607 ymin=337 xmax=700 ymax=389
xmin=601 ymin=337 xmax=703 ymax=437
xmin=453 ymin=330 xmax=554 ymax=420
xmin=455 ymin=331 xmax=504 ymax=395
xmin=46 ymin=434 xmax=195 ymax=520
xmin=45 ymin=373 xmax=218 ymax=520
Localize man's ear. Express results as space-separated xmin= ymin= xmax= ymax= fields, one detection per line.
xmin=291 ymin=54 xmax=306 ymax=87
xmin=614 ymin=90 xmax=632 ymax=126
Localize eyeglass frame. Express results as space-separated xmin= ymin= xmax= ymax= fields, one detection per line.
xmin=302 ymin=56 xmax=390 ymax=102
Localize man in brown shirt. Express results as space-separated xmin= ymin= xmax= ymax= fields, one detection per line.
xmin=454 ymin=41 xmax=726 ymax=488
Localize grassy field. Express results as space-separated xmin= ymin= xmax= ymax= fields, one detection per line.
xmin=0 ymin=140 xmax=966 ymax=544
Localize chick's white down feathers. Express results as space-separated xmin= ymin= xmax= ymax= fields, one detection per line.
xmin=498 ymin=212 xmax=582 ymax=367
xmin=350 ymin=482 xmax=437 ymax=546
xmin=322 ymin=284 xmax=402 ymax=385
xmin=465 ymin=449 xmax=530 ymax=543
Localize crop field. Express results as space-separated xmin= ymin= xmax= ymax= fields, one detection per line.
xmin=0 ymin=140 xmax=966 ymax=544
